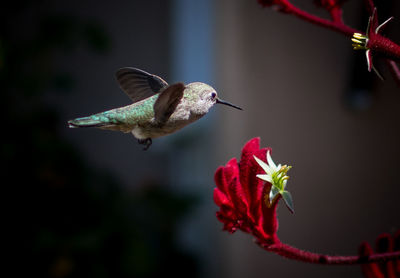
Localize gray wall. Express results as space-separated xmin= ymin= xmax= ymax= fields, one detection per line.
xmin=213 ymin=1 xmax=400 ymax=277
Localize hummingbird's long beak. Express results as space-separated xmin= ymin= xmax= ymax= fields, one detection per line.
xmin=216 ymin=98 xmax=243 ymax=110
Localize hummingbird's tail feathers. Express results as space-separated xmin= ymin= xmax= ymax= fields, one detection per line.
xmin=68 ymin=116 xmax=108 ymax=128
xmin=68 ymin=115 xmax=132 ymax=133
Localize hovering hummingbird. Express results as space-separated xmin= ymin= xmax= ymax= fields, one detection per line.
xmin=68 ymin=67 xmax=242 ymax=150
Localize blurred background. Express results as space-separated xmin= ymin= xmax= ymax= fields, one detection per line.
xmin=2 ymin=0 xmax=399 ymax=277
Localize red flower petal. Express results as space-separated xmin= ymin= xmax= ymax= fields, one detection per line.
xmin=375 ymin=234 xmax=395 ymax=278
xmin=241 ymin=137 xmax=261 ymax=154
xmin=214 ymin=157 xmax=238 ymax=196
xmin=216 ymin=211 xmax=237 ymax=233
xmin=225 ymin=158 xmax=240 ymax=184
xmin=227 ymin=177 xmax=249 ymax=216
xmin=260 ymin=183 xmax=280 ymax=244
xmin=369 ymin=8 xmax=379 ymax=36
xmin=394 ymin=230 xmax=400 ymax=275
xmin=214 ymin=166 xmax=228 ymax=194
xmin=359 ymin=242 xmax=384 ymax=278
xmin=239 ymin=137 xmax=271 ymax=221
xmin=213 ymin=188 xmax=230 ymax=207
xmin=240 ymin=138 xmax=265 ymax=198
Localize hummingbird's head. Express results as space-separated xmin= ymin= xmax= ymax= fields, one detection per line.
xmin=186 ymin=82 xmax=242 ymax=115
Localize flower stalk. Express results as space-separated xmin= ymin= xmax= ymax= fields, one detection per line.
xmin=263 ymin=242 xmax=400 ymax=265
xmin=282 ymin=1 xmax=358 ymax=37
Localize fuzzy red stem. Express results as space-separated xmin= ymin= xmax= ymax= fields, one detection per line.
xmin=283 ymin=2 xmax=358 ymax=37
xmin=260 ymin=242 xmax=400 ymax=265
xmin=330 ymin=7 xmax=343 ymax=24
xmin=368 ymin=35 xmax=400 ymax=63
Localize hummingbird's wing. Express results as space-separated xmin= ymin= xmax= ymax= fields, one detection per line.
xmin=154 ymin=83 xmax=185 ymax=125
xmin=115 ymin=67 xmax=168 ymax=103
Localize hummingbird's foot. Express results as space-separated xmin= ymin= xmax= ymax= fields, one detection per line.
xmin=138 ymin=138 xmax=152 ymax=150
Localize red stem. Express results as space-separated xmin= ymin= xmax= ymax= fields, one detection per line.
xmin=330 ymin=7 xmax=343 ymax=24
xmin=283 ymin=2 xmax=358 ymax=37
xmin=260 ymin=242 xmax=400 ymax=265
xmin=369 ymin=34 xmax=400 ymax=63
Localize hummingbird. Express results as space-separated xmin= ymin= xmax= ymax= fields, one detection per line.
xmin=68 ymin=67 xmax=242 ymax=150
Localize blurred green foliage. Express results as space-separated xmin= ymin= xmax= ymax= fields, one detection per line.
xmin=1 ymin=2 xmax=199 ymax=277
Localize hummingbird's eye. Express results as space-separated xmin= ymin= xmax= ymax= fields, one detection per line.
xmin=211 ymin=92 xmax=217 ymax=99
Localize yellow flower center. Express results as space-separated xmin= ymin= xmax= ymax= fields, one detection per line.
xmin=351 ymin=33 xmax=368 ymax=50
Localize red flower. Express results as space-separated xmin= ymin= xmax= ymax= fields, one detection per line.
xmin=352 ymin=8 xmax=400 ymax=80
xmin=213 ymin=137 xmax=280 ymax=245
xmin=359 ymin=231 xmax=400 ymax=278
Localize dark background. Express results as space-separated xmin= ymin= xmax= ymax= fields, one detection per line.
xmin=2 ymin=0 xmax=399 ymax=277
